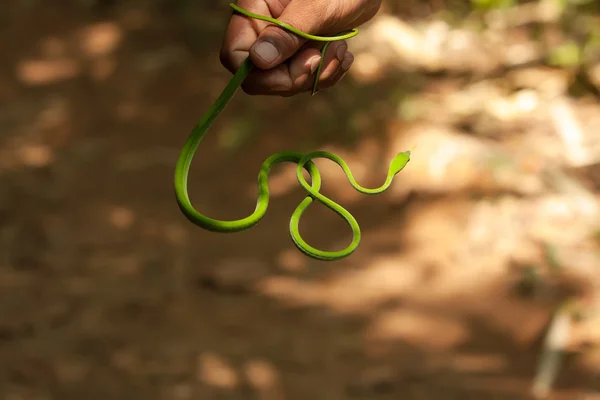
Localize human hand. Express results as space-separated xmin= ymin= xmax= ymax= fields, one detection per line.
xmin=219 ymin=0 xmax=382 ymax=96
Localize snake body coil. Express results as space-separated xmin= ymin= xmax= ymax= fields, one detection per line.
xmin=174 ymin=3 xmax=411 ymax=261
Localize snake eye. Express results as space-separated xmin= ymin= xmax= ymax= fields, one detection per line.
xmin=389 ymin=151 xmax=411 ymax=175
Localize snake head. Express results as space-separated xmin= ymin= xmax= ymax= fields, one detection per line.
xmin=390 ymin=150 xmax=411 ymax=176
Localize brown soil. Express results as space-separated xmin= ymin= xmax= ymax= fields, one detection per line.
xmin=1 ymin=1 xmax=599 ymax=399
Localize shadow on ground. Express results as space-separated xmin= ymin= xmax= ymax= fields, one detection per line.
xmin=1 ymin=1 xmax=599 ymax=400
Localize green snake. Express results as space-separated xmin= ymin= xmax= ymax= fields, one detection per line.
xmin=174 ymin=2 xmax=411 ymax=261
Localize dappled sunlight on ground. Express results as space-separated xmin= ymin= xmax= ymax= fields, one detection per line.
xmin=1 ymin=0 xmax=600 ymax=399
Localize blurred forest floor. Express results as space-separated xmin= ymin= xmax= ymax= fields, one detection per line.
xmin=1 ymin=0 xmax=600 ymax=399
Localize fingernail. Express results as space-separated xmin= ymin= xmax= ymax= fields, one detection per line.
xmin=336 ymin=43 xmax=347 ymax=61
xmin=253 ymin=40 xmax=279 ymax=64
xmin=341 ymin=52 xmax=354 ymax=70
xmin=309 ymin=56 xmax=321 ymax=74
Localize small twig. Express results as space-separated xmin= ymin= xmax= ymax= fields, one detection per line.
xmin=532 ymin=301 xmax=575 ymax=399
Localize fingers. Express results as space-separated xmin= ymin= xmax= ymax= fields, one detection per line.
xmin=241 ymin=40 xmax=354 ymax=96
xmin=219 ymin=0 xmax=271 ymax=73
xmin=249 ymin=24 xmax=305 ymax=71
xmin=219 ymin=0 xmax=357 ymax=96
xmin=249 ymin=0 xmax=329 ymax=70
xmin=310 ymin=43 xmax=355 ymax=93
xmin=242 ymin=46 xmax=322 ymax=94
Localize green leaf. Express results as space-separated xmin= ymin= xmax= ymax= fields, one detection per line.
xmin=548 ymin=42 xmax=582 ymax=67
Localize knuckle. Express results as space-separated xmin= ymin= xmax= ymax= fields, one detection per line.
xmin=325 ymin=1 xmax=345 ymax=25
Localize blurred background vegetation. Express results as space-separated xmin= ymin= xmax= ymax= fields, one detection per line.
xmin=1 ymin=0 xmax=599 ymax=399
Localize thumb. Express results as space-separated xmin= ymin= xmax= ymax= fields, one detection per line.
xmin=249 ymin=1 xmax=325 ymax=70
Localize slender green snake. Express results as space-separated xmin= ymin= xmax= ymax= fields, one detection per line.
xmin=174 ymin=2 xmax=411 ymax=261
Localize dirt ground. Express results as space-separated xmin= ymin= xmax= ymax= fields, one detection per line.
xmin=1 ymin=1 xmax=599 ymax=399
